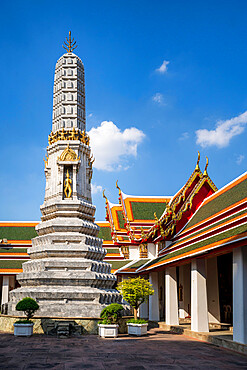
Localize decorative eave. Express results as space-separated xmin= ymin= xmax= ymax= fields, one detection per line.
xmin=102 ymin=190 xmax=129 ymax=245
xmin=103 ymin=191 xmax=118 ymax=243
xmin=116 ymin=181 xmax=133 ymax=241
xmin=115 ymin=181 xmax=154 ymax=244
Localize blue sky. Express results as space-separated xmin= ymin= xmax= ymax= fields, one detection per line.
xmin=1 ymin=0 xmax=247 ymax=221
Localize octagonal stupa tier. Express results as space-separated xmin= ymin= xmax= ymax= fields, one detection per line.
xmin=52 ymin=52 xmax=86 ymax=133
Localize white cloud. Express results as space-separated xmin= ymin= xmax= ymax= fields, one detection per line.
xmin=152 ymin=93 xmax=165 ymax=105
xmin=156 ymin=60 xmax=169 ymax=73
xmin=179 ymin=132 xmax=189 ymax=141
xmin=88 ymin=113 xmax=93 ymax=118
xmin=88 ymin=121 xmax=145 ymax=171
xmin=196 ymin=111 xmax=247 ymax=148
xmin=91 ymin=183 xmax=103 ymax=194
xmin=236 ymin=154 xmax=245 ymax=165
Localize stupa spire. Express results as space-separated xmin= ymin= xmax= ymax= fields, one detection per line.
xmin=62 ymin=31 xmax=77 ymax=53
xmin=52 ymin=37 xmax=85 ymax=133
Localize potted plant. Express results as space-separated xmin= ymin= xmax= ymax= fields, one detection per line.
xmin=14 ymin=297 xmax=39 ymax=336
xmin=117 ymin=276 xmax=154 ymax=336
xmin=98 ymin=303 xmax=123 ymax=338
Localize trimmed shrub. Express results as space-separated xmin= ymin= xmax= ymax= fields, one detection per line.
xmin=100 ymin=303 xmax=124 ymax=325
xmin=16 ymin=297 xmax=39 ymax=321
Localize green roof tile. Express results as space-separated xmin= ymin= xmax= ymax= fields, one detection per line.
xmin=108 ymin=260 xmax=132 ymax=270
xmin=131 ymin=201 xmax=166 ymax=220
xmin=0 ymin=248 xmax=27 ymax=254
xmin=130 ymin=259 xmax=150 ymax=269
xmin=0 ymin=260 xmax=27 ymax=269
xmin=0 ymin=226 xmax=37 ymax=240
xmin=98 ymin=226 xmax=112 ymax=241
xmin=116 ymin=211 xmax=125 ymax=229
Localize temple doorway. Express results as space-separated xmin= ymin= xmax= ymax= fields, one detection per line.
xmin=217 ymin=253 xmax=233 ymax=324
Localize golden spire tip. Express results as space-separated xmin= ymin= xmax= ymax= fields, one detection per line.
xmin=62 ymin=31 xmax=77 ymax=53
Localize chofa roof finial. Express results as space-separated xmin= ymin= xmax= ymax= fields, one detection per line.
xmin=63 ymin=31 xmax=77 ymax=53
xmin=116 ymin=180 xmax=122 ymax=204
xmin=116 ymin=180 xmax=121 ymax=195
xmin=102 ymin=189 xmax=108 ymax=205
xmin=195 ymin=151 xmax=200 ymax=171
xmin=203 ymin=156 xmax=209 ymax=176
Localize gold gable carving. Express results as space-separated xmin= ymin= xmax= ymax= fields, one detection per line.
xmin=58 ymin=144 xmax=80 ymax=162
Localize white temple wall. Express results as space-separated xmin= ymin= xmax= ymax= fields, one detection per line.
xmin=139 ymin=299 xmax=149 ymax=319
xmin=149 ymin=272 xmax=159 ymax=321
xmin=129 ymin=246 xmax=139 ymax=260
xmin=148 ymin=243 xmax=156 ymax=259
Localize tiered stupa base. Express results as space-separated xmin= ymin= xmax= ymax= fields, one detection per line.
xmin=8 ymin=204 xmax=122 ymax=318
xmin=9 ymin=286 xmax=120 ymax=318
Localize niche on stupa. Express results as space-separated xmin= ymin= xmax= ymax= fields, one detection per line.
xmin=63 ymin=165 xmax=73 ymax=199
xmin=57 ymin=144 xmax=81 ymax=200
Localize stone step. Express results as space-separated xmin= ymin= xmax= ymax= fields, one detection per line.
xmin=46 ymin=321 xmax=83 ymax=337
xmin=158 ymin=321 xmax=232 ymax=332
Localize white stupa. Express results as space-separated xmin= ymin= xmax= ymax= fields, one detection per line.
xmin=9 ymin=32 xmax=121 ymax=317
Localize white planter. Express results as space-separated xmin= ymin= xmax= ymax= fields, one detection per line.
xmin=98 ymin=324 xmax=118 ymax=338
xmin=127 ymin=323 xmax=148 ymax=336
xmin=14 ymin=323 xmax=34 ymax=336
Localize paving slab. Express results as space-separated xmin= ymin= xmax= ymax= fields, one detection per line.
xmin=0 ymin=329 xmax=246 ymax=369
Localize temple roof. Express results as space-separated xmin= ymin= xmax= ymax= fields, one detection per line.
xmin=104 ymin=184 xmax=171 ymax=245
xmin=138 ymin=171 xmax=247 ymax=273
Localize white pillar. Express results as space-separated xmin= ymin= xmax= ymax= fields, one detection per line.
xmin=139 ymin=300 xmax=148 ymax=319
xmin=233 ymin=246 xmax=247 ymax=344
xmin=206 ymin=257 xmax=220 ymax=323
xmin=165 ymin=266 xmax=179 ymax=325
xmin=191 ymin=259 xmax=209 ymax=332
xmin=1 ymin=276 xmax=10 ymax=305
xmin=149 ymin=272 xmax=159 ymax=321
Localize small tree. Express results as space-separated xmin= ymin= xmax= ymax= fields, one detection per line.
xmin=16 ymin=297 xmax=39 ymax=321
xmin=117 ymin=277 xmax=154 ymax=320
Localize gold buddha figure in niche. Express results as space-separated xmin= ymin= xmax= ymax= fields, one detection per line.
xmin=64 ymin=169 xmax=72 ymax=198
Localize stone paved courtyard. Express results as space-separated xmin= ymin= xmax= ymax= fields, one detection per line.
xmin=0 ymin=329 xmax=246 ymax=369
